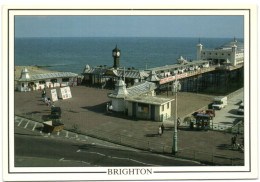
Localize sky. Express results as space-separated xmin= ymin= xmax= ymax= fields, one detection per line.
xmin=15 ymin=15 xmax=244 ymax=38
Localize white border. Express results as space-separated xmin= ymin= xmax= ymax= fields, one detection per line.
xmin=2 ymin=5 xmax=258 ymax=181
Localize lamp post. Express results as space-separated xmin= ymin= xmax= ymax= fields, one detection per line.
xmin=172 ymin=75 xmax=181 ymax=155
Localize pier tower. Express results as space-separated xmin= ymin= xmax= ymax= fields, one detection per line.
xmin=197 ymin=40 xmax=203 ymax=60
xmin=112 ymin=45 xmax=121 ymax=68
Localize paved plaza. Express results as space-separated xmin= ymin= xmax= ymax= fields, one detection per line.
xmin=14 ymin=86 xmax=244 ymax=165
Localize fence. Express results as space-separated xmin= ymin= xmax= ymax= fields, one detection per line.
xmin=15 ymin=114 xmax=244 ymax=166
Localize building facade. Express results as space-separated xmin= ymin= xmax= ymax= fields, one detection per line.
xmin=108 ymin=79 xmax=173 ymax=122
xmin=126 ymin=96 xmax=173 ymax=121
xmin=197 ymin=38 xmax=244 ymax=66
xmin=16 ymin=67 xmax=78 ymax=92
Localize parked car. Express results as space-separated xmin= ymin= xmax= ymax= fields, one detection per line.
xmin=237 ymin=103 xmax=244 ymax=115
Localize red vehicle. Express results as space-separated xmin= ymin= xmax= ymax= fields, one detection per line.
xmin=193 ymin=109 xmax=215 ymax=120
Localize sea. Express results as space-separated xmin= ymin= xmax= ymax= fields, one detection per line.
xmin=14 ymin=37 xmax=244 ymax=74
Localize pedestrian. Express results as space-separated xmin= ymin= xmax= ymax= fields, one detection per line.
xmin=231 ymin=135 xmax=237 ymax=149
xmin=234 ymin=134 xmax=237 ymax=148
xmin=177 ymin=117 xmax=181 ymax=129
xmin=47 ymin=98 xmax=51 ymax=106
xmin=106 ymin=103 xmax=109 ymax=113
xmin=161 ymin=124 xmax=165 ymax=134
xmin=158 ymin=126 xmax=162 ymax=136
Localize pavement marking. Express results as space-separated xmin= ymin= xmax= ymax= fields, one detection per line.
xmin=82 ymin=151 xmax=155 ymax=166
xmin=57 ymin=132 xmax=60 ymax=136
xmin=48 ymin=133 xmax=50 ymax=136
xmin=76 ymin=150 xmax=81 ymax=153
xmin=59 ymin=157 xmax=91 ymax=165
xmin=24 ymin=121 xmax=30 ymax=129
xmin=17 ymin=120 xmax=23 ymax=127
xmin=66 ymin=131 xmax=69 ymax=138
xmin=32 ymin=123 xmax=37 ymax=131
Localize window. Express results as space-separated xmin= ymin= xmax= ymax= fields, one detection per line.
xmin=62 ymin=78 xmax=69 ymax=82
xmin=138 ymin=103 xmax=149 ymax=113
xmin=167 ymin=103 xmax=169 ymax=109
xmin=51 ymin=79 xmax=57 ymax=83
xmin=39 ymin=80 xmax=45 ymax=84
xmin=22 ymin=83 xmax=24 ymax=87
xmin=162 ymin=105 xmax=164 ymax=112
xmin=215 ymin=53 xmax=218 ymax=55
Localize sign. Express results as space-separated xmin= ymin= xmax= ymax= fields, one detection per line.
xmin=51 ymin=89 xmax=58 ymax=102
xmin=159 ymin=73 xmax=188 ymax=84
xmin=59 ymin=86 xmax=72 ymax=100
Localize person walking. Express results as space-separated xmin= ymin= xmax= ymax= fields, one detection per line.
xmin=158 ymin=126 xmax=162 ymax=136
xmin=161 ymin=124 xmax=165 ymax=134
xmin=177 ymin=117 xmax=181 ymax=130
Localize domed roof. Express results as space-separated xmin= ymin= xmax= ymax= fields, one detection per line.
xmin=215 ymin=38 xmax=244 ymax=52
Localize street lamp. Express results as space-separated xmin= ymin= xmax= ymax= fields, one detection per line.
xmin=172 ymin=74 xmax=181 ymax=155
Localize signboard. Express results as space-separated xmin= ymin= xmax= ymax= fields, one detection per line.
xmin=159 ymin=73 xmax=188 ymax=84
xmin=51 ymin=89 xmax=58 ymax=102
xmin=59 ymin=86 xmax=72 ymax=100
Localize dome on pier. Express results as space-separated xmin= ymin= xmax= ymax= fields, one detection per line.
xmin=215 ymin=38 xmax=244 ymax=52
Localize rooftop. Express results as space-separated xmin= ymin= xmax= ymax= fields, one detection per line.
xmin=126 ymin=95 xmax=174 ymax=105
xmin=108 ymin=81 xmax=156 ymax=98
xmin=17 ymin=72 xmax=78 ymax=82
xmin=83 ymin=66 xmax=148 ymax=79
xmin=146 ymin=60 xmax=210 ymax=72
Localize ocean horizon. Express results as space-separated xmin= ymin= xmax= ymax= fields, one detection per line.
xmin=15 ymin=37 xmax=244 ymax=74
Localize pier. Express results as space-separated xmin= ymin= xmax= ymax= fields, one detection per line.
xmin=150 ymin=63 xmax=244 ymax=95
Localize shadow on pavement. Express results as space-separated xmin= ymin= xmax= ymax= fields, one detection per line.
xmin=145 ymin=134 xmax=159 ymax=137
xmin=228 ymin=109 xmax=239 ymax=114
xmin=217 ymin=144 xmax=231 ymax=151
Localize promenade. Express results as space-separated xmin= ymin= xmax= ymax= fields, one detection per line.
xmin=14 ymin=86 xmax=244 ymax=165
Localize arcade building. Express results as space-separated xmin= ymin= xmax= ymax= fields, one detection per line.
xmin=16 ymin=67 xmax=78 ymax=92
xmin=82 ymin=45 xmax=148 ymax=89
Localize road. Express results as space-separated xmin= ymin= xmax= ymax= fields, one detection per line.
xmin=15 ymin=125 xmax=203 ymax=167
xmin=212 ymin=92 xmax=244 ymax=127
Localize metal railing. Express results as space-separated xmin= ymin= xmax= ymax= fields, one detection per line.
xmin=15 ymin=114 xmax=244 ymax=166
xmin=85 ymin=127 xmax=244 ymax=166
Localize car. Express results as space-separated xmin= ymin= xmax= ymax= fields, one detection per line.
xmin=237 ymin=103 xmax=244 ymax=115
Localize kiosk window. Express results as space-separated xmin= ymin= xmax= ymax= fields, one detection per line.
xmin=138 ymin=103 xmax=149 ymax=113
